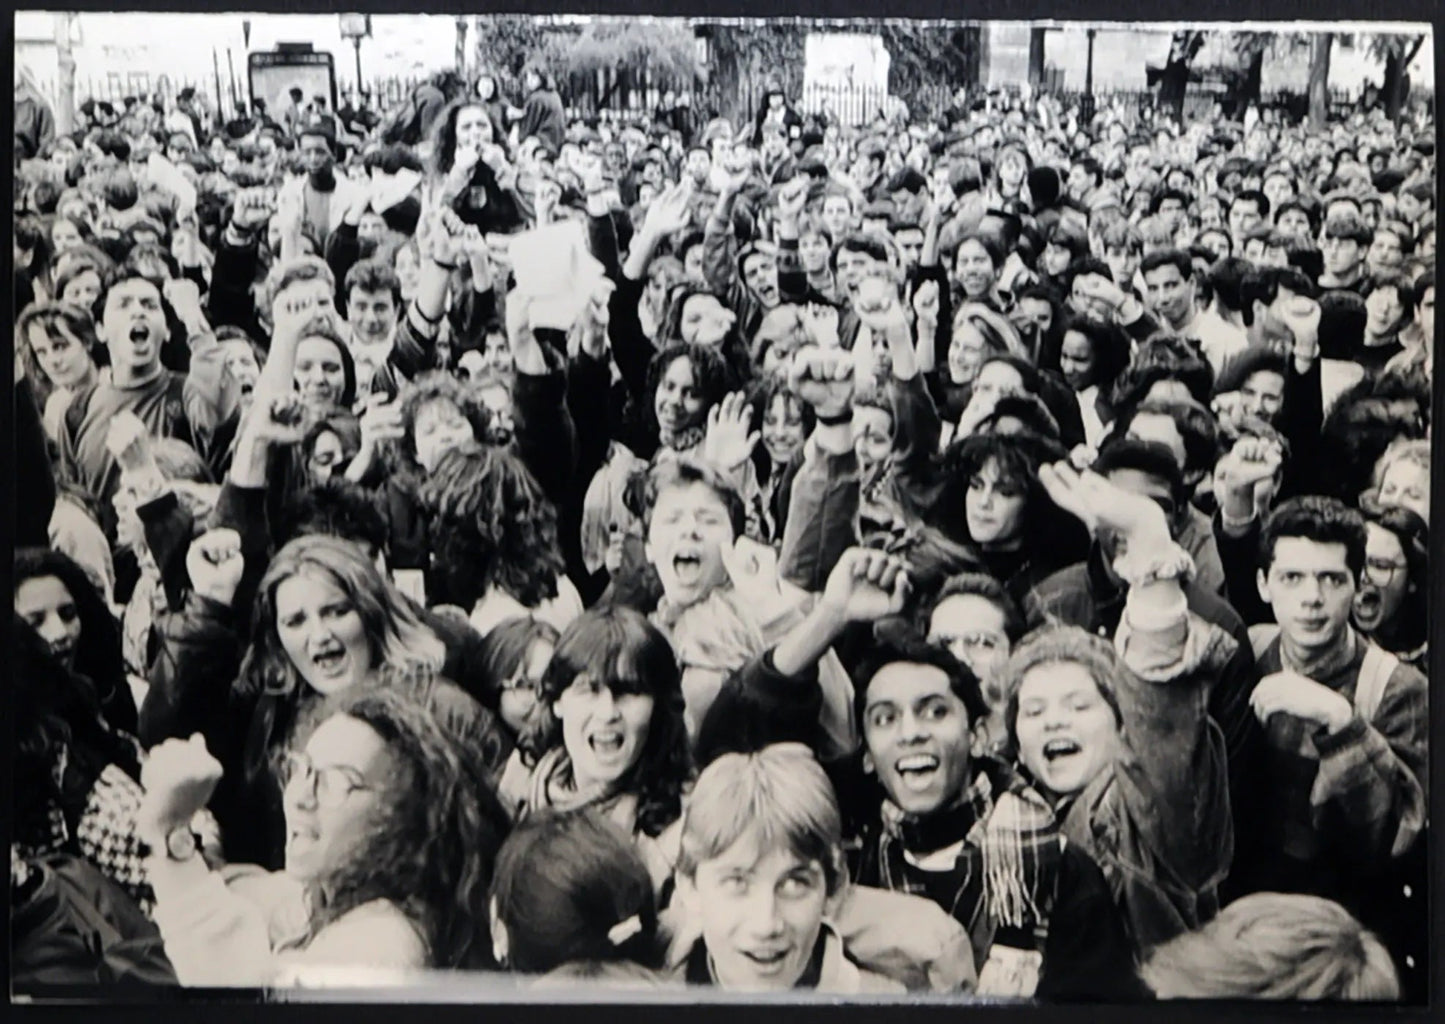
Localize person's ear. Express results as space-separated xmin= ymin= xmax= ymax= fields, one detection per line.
xmin=822 ymin=860 xmax=849 ymax=923
xmin=1256 ymin=567 xmax=1272 ymax=607
xmin=861 ymin=749 xmax=875 ymax=776
xmin=970 ymin=717 xmax=994 ymax=754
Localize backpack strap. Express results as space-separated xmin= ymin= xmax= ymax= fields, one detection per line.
xmin=1354 ymin=642 xmax=1400 ymax=724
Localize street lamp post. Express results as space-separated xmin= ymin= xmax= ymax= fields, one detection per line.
xmin=338 ymin=14 xmax=370 ymax=96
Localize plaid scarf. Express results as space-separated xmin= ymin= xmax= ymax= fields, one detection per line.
xmin=525 ymin=746 xmax=638 ymax=833
xmin=877 ymin=760 xmax=1063 ymax=993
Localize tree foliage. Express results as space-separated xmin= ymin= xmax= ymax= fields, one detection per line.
xmin=473 ymin=14 xmax=558 ymax=80
xmin=1307 ymin=32 xmax=1333 ymax=130
xmin=1367 ymin=32 xmax=1427 ymax=121
xmin=701 ymin=22 xmax=809 ymax=122
xmin=565 ymin=20 xmax=702 ymax=82
xmin=876 ymin=22 xmax=979 ymax=102
xmin=701 ymin=19 xmax=980 ymax=124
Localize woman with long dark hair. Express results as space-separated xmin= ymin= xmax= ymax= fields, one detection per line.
xmin=1053 ymin=315 xmax=1132 ymax=447
xmin=13 ymin=616 xmax=153 ymax=909
xmin=416 ymin=443 xmax=583 ymax=639
xmin=15 ymin=547 xmax=137 ymax=736
xmin=428 ymin=99 xmax=523 ymax=236
xmin=516 ymin=607 xmax=692 ymax=893
xmin=932 ymin=431 xmax=1089 ymax=605
xmin=490 ymin=809 xmax=668 ymax=987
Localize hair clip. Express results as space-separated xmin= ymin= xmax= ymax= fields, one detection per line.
xmin=607 ymin=914 xmax=643 ymax=946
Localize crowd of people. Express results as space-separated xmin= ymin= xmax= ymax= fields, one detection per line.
xmin=10 ymin=43 xmax=1433 ymax=1003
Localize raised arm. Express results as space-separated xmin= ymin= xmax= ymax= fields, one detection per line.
xmin=778 ymin=346 xmax=861 ymax=592
xmin=697 ymin=547 xmax=909 ymax=763
xmin=1039 ymin=462 xmax=1236 ymax=898
xmin=141 ymin=529 xmax=247 ymax=751
xmin=394 ymin=207 xmax=467 ymax=376
xmin=207 ymin=190 xmax=270 ymax=338
xmin=1211 ymin=435 xmax=1285 ymax=626
xmin=702 ymin=171 xmax=750 ymax=306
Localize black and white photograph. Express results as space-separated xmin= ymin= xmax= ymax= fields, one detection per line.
xmin=9 ymin=9 xmax=1436 ymax=1009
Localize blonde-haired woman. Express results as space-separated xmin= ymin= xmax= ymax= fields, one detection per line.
xmin=1369 ymin=438 xmax=1429 ymax=526
xmin=146 ymin=531 xmax=452 ymax=871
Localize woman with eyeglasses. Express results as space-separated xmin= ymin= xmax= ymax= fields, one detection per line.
xmin=144 ymin=532 xmax=506 ymax=874
xmin=137 ymin=684 xmax=507 ymax=985
xmin=476 ymin=616 xmax=561 ymax=817
xmin=1353 ymin=504 xmax=1429 ymax=675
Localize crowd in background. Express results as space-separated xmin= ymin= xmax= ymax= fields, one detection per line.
xmin=10 ymin=48 xmax=1434 ymax=1002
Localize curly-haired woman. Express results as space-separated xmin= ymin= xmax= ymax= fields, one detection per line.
xmin=145 ymin=532 xmax=510 ymax=871
xmin=416 ymin=443 xmax=583 ymax=640
xmin=139 ymin=684 xmax=507 ymax=985
xmin=427 ymin=99 xmax=524 ymax=236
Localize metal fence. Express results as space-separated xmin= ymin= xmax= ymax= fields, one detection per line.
xmin=72 ymin=65 xmax=1373 ymax=143
xmin=75 ymin=72 xmax=243 ymax=123
xmin=370 ymin=75 xmax=425 ymax=113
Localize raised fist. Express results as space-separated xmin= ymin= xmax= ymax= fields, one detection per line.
xmin=789 ymin=346 xmax=856 ymax=419
xmin=820 ymin=548 xmax=910 ymax=623
xmin=138 ymin=734 xmax=224 ymax=844
xmin=185 ymin=528 xmax=245 ymax=607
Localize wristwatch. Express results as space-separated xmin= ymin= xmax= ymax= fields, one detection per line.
xmin=163 ymin=827 xmax=201 ymax=863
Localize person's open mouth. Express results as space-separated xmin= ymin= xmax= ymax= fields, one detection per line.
xmin=671 ymin=549 xmax=704 ymax=587
xmin=894 ymin=753 xmax=940 ymax=792
xmin=310 ymin=644 xmax=349 ymax=677
xmin=1043 ymin=737 xmax=1083 ymax=768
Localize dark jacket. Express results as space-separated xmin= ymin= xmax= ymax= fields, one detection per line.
xmin=1053 ymin=584 xmax=1239 ymax=955
xmin=11 ymin=854 xmax=177 ymax=990
xmin=518 ymin=88 xmax=566 ymax=153
xmin=15 ymin=83 xmax=56 ymax=160
xmin=1025 ymin=544 xmax=1266 ymax=902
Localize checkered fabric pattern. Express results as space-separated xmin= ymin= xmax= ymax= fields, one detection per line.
xmin=76 ymin=764 xmax=153 ymax=913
